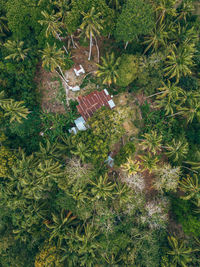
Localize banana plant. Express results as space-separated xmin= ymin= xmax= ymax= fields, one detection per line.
xmin=139 ymin=152 xmax=159 ymax=173
xmin=167 ymin=236 xmax=194 ymax=267
xmin=45 ymin=210 xmax=79 ymax=247
xmin=67 ymin=224 xmax=100 ymax=267
xmin=121 ymin=157 xmax=140 ymax=175
xmin=179 ymin=174 xmax=200 ymax=206
xmin=140 ymin=130 xmax=163 ymax=155
xmin=90 ymin=175 xmax=116 ymax=201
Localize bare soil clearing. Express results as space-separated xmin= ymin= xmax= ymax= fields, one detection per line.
xmin=35 ymin=64 xmax=65 ymax=113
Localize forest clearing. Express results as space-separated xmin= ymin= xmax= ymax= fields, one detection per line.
xmin=0 ymin=0 xmax=200 ymax=266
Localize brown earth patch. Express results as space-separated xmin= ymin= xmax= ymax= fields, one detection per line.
xmin=34 ymin=64 xmax=66 ymax=113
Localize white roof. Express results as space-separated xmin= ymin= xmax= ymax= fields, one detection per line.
xmin=69 ymin=127 xmax=77 ymax=134
xmin=104 ymin=89 xmax=109 ymax=95
xmin=108 ymin=99 xmax=115 ymax=109
xmin=74 ymin=116 xmax=87 ymax=131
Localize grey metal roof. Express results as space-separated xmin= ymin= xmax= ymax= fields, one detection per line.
xmin=74 ymin=116 xmax=87 ymax=131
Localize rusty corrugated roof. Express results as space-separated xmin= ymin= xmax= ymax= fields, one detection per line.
xmin=76 ymin=90 xmax=113 ymax=121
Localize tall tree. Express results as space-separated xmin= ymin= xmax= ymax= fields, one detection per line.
xmin=178 ymin=92 xmax=200 ymax=123
xmin=38 ymin=10 xmax=68 ymax=54
xmin=0 ymin=99 xmax=30 ymax=123
xmin=121 ymin=157 xmax=140 ymax=175
xmin=115 ymin=0 xmax=155 ymax=46
xmin=140 ymin=130 xmax=163 ymax=155
xmin=4 ymin=40 xmax=30 ymax=62
xmin=45 ymin=210 xmax=78 ymax=247
xmin=167 ymin=236 xmax=194 ymax=266
xmin=71 ymin=142 xmax=92 ymax=163
xmin=40 ymin=43 xmax=70 ymax=104
xmin=139 ymin=152 xmax=159 ymax=173
xmin=179 ymin=174 xmax=200 ymax=206
xmin=96 ymin=52 xmax=120 ymax=86
xmin=143 ymin=23 xmax=169 ymax=54
xmin=90 ymin=175 xmax=116 ymax=201
xmin=164 ymin=42 xmax=196 ymax=82
xmin=80 ymin=7 xmax=103 ymax=62
xmin=165 ymin=139 xmax=188 ymax=163
xmin=154 ymin=0 xmax=177 ymax=24
xmin=156 ymin=80 xmax=185 ymax=102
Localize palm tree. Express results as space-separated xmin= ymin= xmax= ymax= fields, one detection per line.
xmin=178 ymin=92 xmax=200 ymax=124
xmin=165 ymin=139 xmax=188 ymax=162
xmin=68 ymin=224 xmax=100 ymax=267
xmin=40 ymin=42 xmax=66 ymax=78
xmin=0 ymin=99 xmax=30 ymax=123
xmin=38 ymin=10 xmax=68 ymax=54
xmin=179 ymin=174 xmax=200 ymax=206
xmin=45 ymin=210 xmax=78 ymax=247
xmin=164 ymin=42 xmax=196 ymax=83
xmin=139 ymin=152 xmax=159 ymax=173
xmin=90 ymin=175 xmax=116 ymax=201
xmin=0 ymin=15 xmax=9 ymax=40
xmin=71 ymin=142 xmax=91 ymax=163
xmin=176 ymin=0 xmax=194 ymax=22
xmin=4 ymin=40 xmax=30 ymax=62
xmin=36 ymin=139 xmax=61 ymax=161
xmin=53 ymin=0 xmax=70 ymax=23
xmin=80 ymin=7 xmax=103 ymax=62
xmin=143 ymin=23 xmax=169 ymax=54
xmin=35 ymin=159 xmax=64 ymax=182
xmin=171 ymin=23 xmax=199 ymax=46
xmin=108 ymin=0 xmax=121 ymax=10
xmin=121 ymin=157 xmax=140 ymax=175
xmin=154 ymin=0 xmax=177 ymax=24
xmin=39 ymin=10 xmax=62 ymax=38
xmin=115 ymin=183 xmax=131 ymax=206
xmin=167 ymin=236 xmax=194 ymax=266
xmin=96 ymin=52 xmax=120 ymax=86
xmin=156 ymin=80 xmax=185 ymax=102
xmin=156 ymin=95 xmax=179 ymax=116
xmin=140 ymin=130 xmax=163 ymax=155
xmin=40 ymin=42 xmax=69 ymax=104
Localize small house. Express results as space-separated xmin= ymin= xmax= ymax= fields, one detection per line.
xmin=69 ymin=89 xmax=116 ymax=133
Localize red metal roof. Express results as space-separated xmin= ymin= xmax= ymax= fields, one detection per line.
xmin=77 ymin=90 xmax=112 ymax=121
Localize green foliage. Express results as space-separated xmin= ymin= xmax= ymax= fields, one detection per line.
xmin=179 ymin=174 xmax=200 ymax=206
xmin=35 ymin=243 xmax=63 ymax=267
xmin=167 ymin=236 xmax=194 ymax=266
xmin=6 ymin=0 xmax=48 ymax=41
xmin=115 ymin=0 xmax=155 ymax=42
xmin=140 ymin=130 xmax=163 ymax=155
xmin=154 ymin=164 xmax=181 ymax=193
xmin=70 ymin=0 xmax=115 ymax=36
xmin=40 ymin=111 xmax=72 ymax=142
xmin=71 ymin=107 xmax=124 ymax=165
xmin=164 ymin=42 xmax=196 ymax=82
xmin=1 ymin=0 xmax=200 ymax=265
xmin=96 ymin=52 xmax=120 ymax=86
xmin=171 ymin=197 xmax=200 ymax=237
xmin=7 ymin=110 xmax=42 ymax=153
xmin=114 ymin=142 xmax=135 ymax=166
xmin=165 ymin=138 xmax=189 ymax=163
xmin=0 ymin=145 xmax=15 ymax=177
xmin=116 ymin=54 xmax=139 ymax=87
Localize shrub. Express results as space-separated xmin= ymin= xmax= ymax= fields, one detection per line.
xmin=116 ymin=54 xmax=139 ymax=87
xmin=171 ymin=197 xmax=200 ymax=237
xmin=114 ymin=142 xmax=135 ymax=166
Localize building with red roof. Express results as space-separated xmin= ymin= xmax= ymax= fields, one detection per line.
xmin=76 ymin=89 xmax=115 ymax=121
